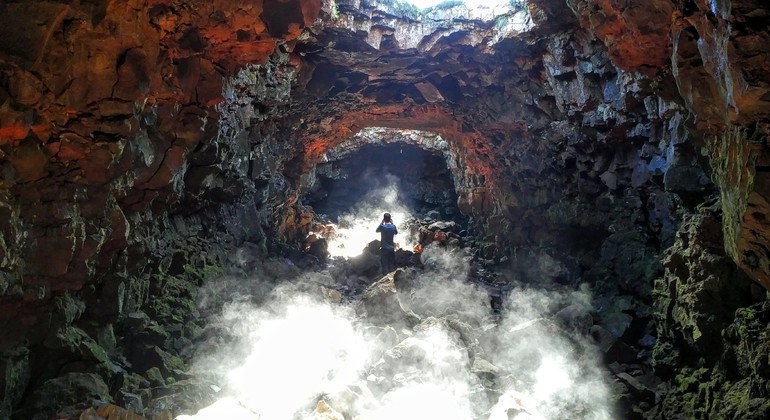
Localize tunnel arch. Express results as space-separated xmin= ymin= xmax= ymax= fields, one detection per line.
xmin=302 ymin=129 xmax=466 ymax=223
xmin=279 ymin=104 xmax=526 ymax=246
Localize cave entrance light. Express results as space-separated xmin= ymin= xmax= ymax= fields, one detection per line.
xmin=304 ymin=129 xmax=464 ymax=259
xmin=319 ymin=181 xmax=415 ymax=259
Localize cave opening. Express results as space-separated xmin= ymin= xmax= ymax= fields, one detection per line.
xmin=3 ymin=0 xmax=770 ymax=418
xmin=305 ymin=142 xmax=463 ymax=225
xmin=403 ymin=0 xmax=510 ymax=10
xmin=298 ymin=128 xmax=471 ymax=260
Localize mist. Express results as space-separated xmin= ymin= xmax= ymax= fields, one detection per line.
xmin=180 ymin=237 xmax=614 ymax=420
xmin=321 ymin=176 xmax=420 ymax=258
xmin=181 ymin=186 xmax=612 ymax=419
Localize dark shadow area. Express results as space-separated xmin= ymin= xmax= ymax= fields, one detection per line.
xmin=304 ymin=142 xmax=465 ymax=224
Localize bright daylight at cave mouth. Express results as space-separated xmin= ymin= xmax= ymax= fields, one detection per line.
xmin=2 ymin=0 xmax=769 ymax=419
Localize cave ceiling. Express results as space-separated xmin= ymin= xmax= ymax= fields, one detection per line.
xmin=0 ymin=0 xmax=767 ymax=283
xmin=3 ymin=0 xmax=770 ymax=417
xmin=0 ymin=0 xmax=768 ymax=299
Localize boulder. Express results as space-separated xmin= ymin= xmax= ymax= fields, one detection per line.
xmin=357 ymin=269 xmax=420 ymax=326
xmin=590 ymin=325 xmax=637 ymax=364
xmin=25 ymin=373 xmax=110 ymax=417
xmin=309 ymin=400 xmax=345 ymax=420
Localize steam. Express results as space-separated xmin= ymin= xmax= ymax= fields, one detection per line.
xmin=227 ymin=297 xmax=367 ymax=418
xmin=183 ymin=190 xmax=612 ymax=419
xmin=321 ymin=176 xmax=419 ymax=258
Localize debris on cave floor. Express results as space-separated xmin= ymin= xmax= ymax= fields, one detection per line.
xmin=50 ymin=215 xmax=667 ymax=420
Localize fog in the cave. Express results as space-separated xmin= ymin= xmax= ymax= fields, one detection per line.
xmin=180 ymin=251 xmax=613 ymax=420
xmin=319 ymin=176 xmax=418 ymax=258
xmin=176 ymin=140 xmax=613 ymax=419
xmin=307 ymin=142 xmax=462 ymax=258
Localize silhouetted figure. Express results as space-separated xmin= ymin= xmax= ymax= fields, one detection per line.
xmin=376 ymin=212 xmax=398 ymax=275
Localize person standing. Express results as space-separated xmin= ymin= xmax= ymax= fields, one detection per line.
xmin=376 ymin=212 xmax=398 ymax=275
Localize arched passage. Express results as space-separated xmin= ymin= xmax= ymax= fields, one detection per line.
xmin=306 ymin=142 xmax=463 ymax=223
xmin=278 ymin=105 xmax=525 ymax=249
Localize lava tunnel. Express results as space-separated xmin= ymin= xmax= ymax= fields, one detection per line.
xmin=2 ymin=0 xmax=770 ymax=419
xmin=304 ymin=131 xmax=465 ymax=224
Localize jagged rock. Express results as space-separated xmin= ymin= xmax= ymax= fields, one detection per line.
xmin=553 ymin=303 xmax=594 ymax=333
xmin=123 ymin=312 xmax=151 ymax=334
xmin=358 ymin=269 xmax=420 ymax=326
xmin=654 ymin=209 xmax=760 ymax=366
xmin=309 ymin=400 xmax=345 ymax=420
xmin=43 ymin=326 xmax=114 ymax=378
xmin=145 ymin=367 xmax=165 ymax=388
xmin=307 ymin=237 xmax=330 ymax=260
xmin=149 ymin=378 xmax=220 ymax=416
xmin=317 ymin=284 xmax=343 ymax=304
xmin=0 ymin=347 xmax=29 ymax=416
xmin=470 ymin=358 xmax=500 ymax=382
xmin=349 ymin=247 xmax=381 ymax=277
xmin=590 ymin=325 xmax=638 ymax=364
xmin=23 ymin=373 xmax=110 ymax=418
xmin=0 ymin=0 xmax=769 ymax=417
xmin=80 ymin=403 xmax=144 ymax=420
xmin=595 ymin=229 xmax=662 ymax=297
xmin=652 ymin=207 xmax=770 ymax=417
xmin=116 ymin=391 xmax=144 ymax=415
xmin=615 ymin=372 xmax=656 ymax=402
xmin=599 ymin=311 xmax=633 ymax=339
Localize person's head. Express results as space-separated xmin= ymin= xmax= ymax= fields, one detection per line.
xmin=383 ymin=212 xmax=392 ymax=223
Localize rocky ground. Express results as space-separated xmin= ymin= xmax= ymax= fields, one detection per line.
xmin=2 ymin=0 xmax=770 ymax=418
xmin=0 ymin=215 xmax=671 ymax=417
xmin=8 ymin=206 xmax=770 ymax=419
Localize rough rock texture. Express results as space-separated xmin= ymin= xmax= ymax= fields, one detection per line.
xmin=671 ymin=0 xmax=770 ymax=289
xmin=0 ymin=0 xmax=317 ymax=416
xmin=653 ymin=205 xmax=767 ymax=418
xmin=0 ymin=0 xmax=769 ymax=417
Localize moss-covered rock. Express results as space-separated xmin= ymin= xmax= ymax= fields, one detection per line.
xmin=145 ymin=274 xmax=199 ymax=326
xmin=145 ymin=367 xmax=165 ymax=387
xmin=0 ymin=347 xmax=29 ymax=416
xmin=25 ymin=372 xmax=110 ymax=417
xmin=54 ymin=293 xmax=86 ymax=324
xmin=655 ymin=208 xmax=759 ymax=364
xmin=43 ymin=326 xmax=113 ymax=378
xmin=716 ymin=379 xmax=770 ymax=419
xmin=654 ymin=206 xmax=769 ymax=418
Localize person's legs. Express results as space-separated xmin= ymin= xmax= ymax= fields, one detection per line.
xmin=380 ymin=247 xmax=388 ymax=275
xmin=380 ymin=248 xmax=396 ymax=275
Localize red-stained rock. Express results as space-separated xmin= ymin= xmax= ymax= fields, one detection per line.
xmin=566 ymin=0 xmax=674 ymax=73
xmin=9 ymin=139 xmax=48 ymax=184
xmin=2 ymin=0 xmax=770 ymax=416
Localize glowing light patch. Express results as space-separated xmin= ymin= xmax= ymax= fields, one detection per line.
xmin=370 ymin=383 xmax=473 ymax=420
xmin=313 ymin=181 xmax=419 ymax=258
xmin=183 ymin=210 xmax=614 ymax=420
xmin=324 ymin=211 xmax=413 ymax=258
xmin=227 ymin=301 xmax=369 ymax=420
xmin=534 ymin=356 xmax=574 ymax=399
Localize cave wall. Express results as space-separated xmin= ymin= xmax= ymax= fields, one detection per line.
xmin=0 ymin=0 xmax=321 ymax=415
xmin=283 ymin=0 xmax=702 ymax=278
xmin=0 ymin=0 xmax=769 ymax=417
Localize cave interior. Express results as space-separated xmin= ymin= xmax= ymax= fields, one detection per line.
xmin=1 ymin=0 xmax=770 ymax=418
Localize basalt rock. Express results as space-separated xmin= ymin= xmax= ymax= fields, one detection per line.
xmin=652 ymin=205 xmax=768 ymax=417
xmin=1 ymin=0 xmax=770 ymax=417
